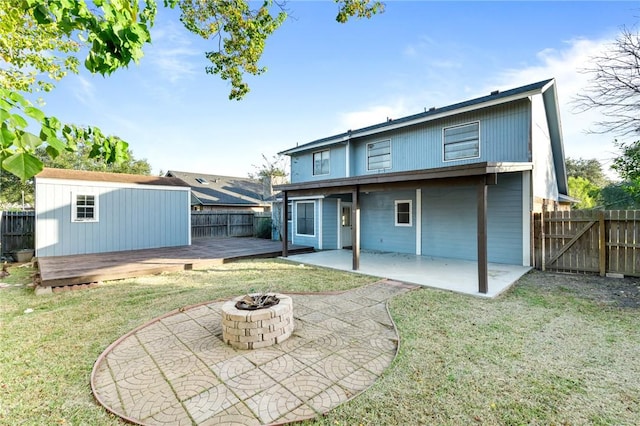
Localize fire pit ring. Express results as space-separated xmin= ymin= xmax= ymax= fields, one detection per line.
xmin=221 ymin=293 xmax=294 ymax=350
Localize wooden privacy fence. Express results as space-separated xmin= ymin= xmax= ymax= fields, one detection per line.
xmin=534 ymin=210 xmax=640 ymax=277
xmin=191 ymin=211 xmax=271 ymax=239
xmin=1 ymin=211 xmax=35 ymax=256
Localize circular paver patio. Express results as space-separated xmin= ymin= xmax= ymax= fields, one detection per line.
xmin=91 ymin=280 xmax=417 ymax=425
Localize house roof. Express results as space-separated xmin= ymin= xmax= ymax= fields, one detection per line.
xmin=165 ymin=170 xmax=269 ymax=207
xmin=279 ymin=79 xmax=556 ymax=156
xmin=36 ymin=168 xmax=189 ymax=187
xmin=278 ymin=78 xmax=568 ymax=196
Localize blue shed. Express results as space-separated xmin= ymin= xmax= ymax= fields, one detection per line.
xmin=35 ymin=168 xmax=191 ymax=257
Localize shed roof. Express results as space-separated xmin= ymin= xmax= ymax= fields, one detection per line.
xmin=36 ymin=168 xmax=189 ymax=187
xmin=165 ymin=170 xmax=269 ymax=207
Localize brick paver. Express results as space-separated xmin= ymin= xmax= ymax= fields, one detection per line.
xmin=91 ymin=280 xmax=417 ymax=425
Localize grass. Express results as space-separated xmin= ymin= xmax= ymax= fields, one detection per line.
xmin=1 ymin=261 xmax=639 ymax=425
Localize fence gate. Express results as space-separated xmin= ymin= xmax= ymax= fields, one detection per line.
xmin=534 ymin=210 xmax=640 ymax=277
xmin=1 ymin=211 xmax=35 ymax=256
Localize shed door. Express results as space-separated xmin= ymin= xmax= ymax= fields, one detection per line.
xmin=341 ymin=203 xmax=352 ymax=248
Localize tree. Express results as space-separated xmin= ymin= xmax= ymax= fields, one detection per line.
xmin=564 ymin=157 xmax=609 ymax=208
xmin=37 ymin=140 xmax=152 ymax=175
xmin=567 ymin=176 xmax=599 ymax=209
xmin=565 ymin=157 xmax=609 ymax=188
xmin=248 ymin=153 xmax=288 ymax=181
xmin=0 ymin=137 xmax=151 ymax=205
xmin=600 ymin=182 xmax=640 ymax=209
xmin=0 ymin=171 xmax=34 ymax=207
xmin=608 ymin=139 xmax=640 ymax=201
xmin=574 ymin=27 xmax=640 ymax=136
xmin=1 ymin=1 xmax=383 ymax=181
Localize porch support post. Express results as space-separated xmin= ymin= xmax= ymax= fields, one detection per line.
xmin=477 ymin=177 xmax=488 ymax=294
xmin=352 ymin=186 xmax=360 ymax=270
xmin=282 ymin=191 xmax=288 ymax=257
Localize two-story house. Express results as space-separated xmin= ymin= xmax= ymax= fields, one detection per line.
xmin=275 ymin=79 xmax=570 ymax=293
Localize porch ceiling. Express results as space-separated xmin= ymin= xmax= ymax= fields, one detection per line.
xmin=275 ymin=161 xmax=532 ymax=197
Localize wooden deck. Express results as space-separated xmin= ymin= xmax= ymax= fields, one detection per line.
xmin=37 ymin=238 xmax=313 ymax=287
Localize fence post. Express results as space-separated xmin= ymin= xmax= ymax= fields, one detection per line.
xmin=599 ymin=211 xmax=606 ymax=277
xmin=541 ymin=202 xmax=546 ymax=271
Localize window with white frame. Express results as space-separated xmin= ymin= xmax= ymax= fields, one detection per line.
xmin=313 ymin=149 xmax=330 ymax=176
xmin=286 ymin=203 xmax=292 ymax=221
xmin=443 ymin=122 xmax=480 ymax=161
xmin=296 ymin=201 xmax=315 ymax=236
xmin=367 ymin=140 xmax=391 ymax=171
xmin=395 ymin=200 xmax=412 ymax=226
xmin=72 ymin=193 xmax=98 ymax=222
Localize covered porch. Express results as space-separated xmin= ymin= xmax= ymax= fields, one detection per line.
xmin=284 ymin=249 xmax=531 ymax=297
xmin=277 ymin=162 xmax=534 ymax=295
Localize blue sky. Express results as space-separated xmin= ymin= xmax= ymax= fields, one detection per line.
xmin=38 ymin=1 xmax=639 ymax=177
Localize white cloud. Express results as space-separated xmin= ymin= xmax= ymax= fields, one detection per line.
xmin=341 ymin=34 xmax=624 ymax=175
xmin=71 ymin=75 xmax=96 ymax=106
xmin=147 ymin=21 xmax=200 ymax=83
xmin=491 ymin=36 xmax=621 ymax=172
xmin=336 ymin=100 xmax=413 ymax=132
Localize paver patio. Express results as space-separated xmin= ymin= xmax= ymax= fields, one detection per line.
xmin=91 ymin=280 xmax=418 ymax=425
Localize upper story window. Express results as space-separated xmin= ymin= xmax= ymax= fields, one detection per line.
xmin=395 ymin=200 xmax=412 ymax=227
xmin=313 ymin=149 xmax=330 ymax=176
xmin=195 ymin=177 xmax=209 ymax=184
xmin=443 ymin=122 xmax=480 ymax=161
xmin=296 ymin=201 xmax=315 ymax=236
xmin=72 ymin=193 xmax=98 ymax=222
xmin=367 ymin=140 xmax=391 ymax=171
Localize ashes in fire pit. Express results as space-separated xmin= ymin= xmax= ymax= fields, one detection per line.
xmin=235 ymin=293 xmax=280 ymax=310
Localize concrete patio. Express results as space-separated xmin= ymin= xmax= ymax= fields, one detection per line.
xmin=283 ymin=250 xmax=531 ymax=298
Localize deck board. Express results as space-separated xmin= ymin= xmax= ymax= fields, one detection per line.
xmin=37 ymin=238 xmax=313 ymax=287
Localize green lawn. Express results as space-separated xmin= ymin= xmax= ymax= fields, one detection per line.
xmin=1 ymin=260 xmax=638 ymax=425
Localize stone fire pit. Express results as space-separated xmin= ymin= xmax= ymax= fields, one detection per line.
xmin=221 ymin=293 xmax=294 ymax=349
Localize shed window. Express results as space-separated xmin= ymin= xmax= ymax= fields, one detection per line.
xmin=443 ymin=122 xmax=480 ymax=161
xmin=395 ymin=200 xmax=412 ymax=226
xmin=72 ymin=193 xmax=98 ymax=222
xmin=367 ymin=140 xmax=391 ymax=171
xmin=296 ymin=201 xmax=315 ymax=236
xmin=313 ymin=150 xmax=330 ymax=176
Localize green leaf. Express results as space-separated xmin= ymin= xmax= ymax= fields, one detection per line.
xmin=2 ymin=152 xmax=44 ymax=181
xmin=45 ymin=136 xmax=66 ymax=155
xmin=0 ymin=125 xmax=16 ymax=148
xmin=20 ymin=131 xmax=43 ymax=149
xmin=24 ymin=106 xmax=46 ymax=122
xmin=10 ymin=113 xmax=28 ymax=129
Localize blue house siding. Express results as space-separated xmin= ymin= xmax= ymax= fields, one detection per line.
xmin=421 ymin=185 xmax=477 ymax=261
xmin=349 ymin=100 xmax=531 ymax=177
xmin=360 ymin=190 xmax=416 ymax=254
xmin=291 ymin=145 xmax=347 ymax=183
xmin=420 ymin=173 xmax=523 ymax=264
xmin=322 ymin=198 xmax=339 ymax=250
xmin=36 ymin=180 xmax=190 ymax=257
xmin=486 ymin=173 xmax=524 ymax=264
